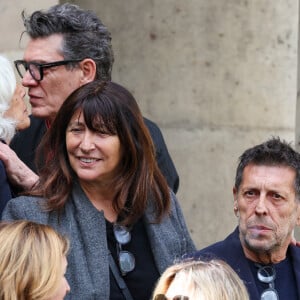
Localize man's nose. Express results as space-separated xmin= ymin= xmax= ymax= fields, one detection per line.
xmin=255 ymin=194 xmax=268 ymax=215
xmin=22 ymin=70 xmax=38 ymax=87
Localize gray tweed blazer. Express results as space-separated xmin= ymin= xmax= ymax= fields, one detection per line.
xmin=2 ymin=182 xmax=195 ymax=299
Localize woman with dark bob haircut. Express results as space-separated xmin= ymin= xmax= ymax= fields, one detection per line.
xmin=2 ymin=80 xmax=195 ymax=300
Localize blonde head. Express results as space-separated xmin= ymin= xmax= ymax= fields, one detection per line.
xmin=0 ymin=220 xmax=69 ymax=300
xmin=152 ymin=259 xmax=249 ymax=300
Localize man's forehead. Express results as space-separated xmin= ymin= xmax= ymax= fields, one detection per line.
xmin=243 ymin=163 xmax=296 ymax=174
xmin=241 ymin=164 xmax=296 ymax=188
xmin=23 ymin=35 xmax=64 ymax=60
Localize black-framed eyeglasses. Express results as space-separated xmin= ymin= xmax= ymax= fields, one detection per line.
xmin=154 ymin=295 xmax=189 ymax=300
xmin=14 ymin=59 xmax=83 ymax=82
xmin=256 ymin=264 xmax=279 ymax=300
xmin=113 ymin=224 xmax=135 ymax=276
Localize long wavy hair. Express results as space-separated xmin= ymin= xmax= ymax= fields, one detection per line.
xmin=32 ymin=80 xmax=170 ymax=225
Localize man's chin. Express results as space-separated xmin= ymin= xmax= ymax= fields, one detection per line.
xmin=245 ymin=237 xmax=274 ymax=252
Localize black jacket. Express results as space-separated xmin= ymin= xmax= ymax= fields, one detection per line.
xmin=193 ymin=227 xmax=300 ymax=300
xmin=0 ymin=160 xmax=12 ymax=217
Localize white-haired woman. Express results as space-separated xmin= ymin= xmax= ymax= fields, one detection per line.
xmin=0 ymin=55 xmax=30 ymax=215
xmin=0 ymin=55 xmax=30 ymax=141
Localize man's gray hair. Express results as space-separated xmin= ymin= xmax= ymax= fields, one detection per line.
xmin=235 ymin=137 xmax=300 ymax=200
xmin=21 ymin=3 xmax=114 ymax=80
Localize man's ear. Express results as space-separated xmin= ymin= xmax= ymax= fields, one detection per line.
xmin=79 ymin=58 xmax=97 ymax=85
xmin=233 ymin=187 xmax=238 ymax=216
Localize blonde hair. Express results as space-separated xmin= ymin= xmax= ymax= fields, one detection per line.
xmin=0 ymin=55 xmax=17 ymax=141
xmin=0 ymin=220 xmax=69 ymax=300
xmin=152 ymin=259 xmax=249 ymax=300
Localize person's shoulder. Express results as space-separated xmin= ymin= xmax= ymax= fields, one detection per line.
xmin=143 ymin=117 xmax=162 ymax=135
xmin=146 ymin=190 xmax=180 ymax=223
xmin=143 ymin=117 xmax=158 ymax=128
xmin=192 ymin=228 xmax=240 ymax=260
xmin=289 ymin=243 xmax=300 ymax=258
xmin=168 ymin=190 xmax=181 ymax=212
xmin=195 ymin=239 xmax=228 ymax=258
xmin=8 ymin=195 xmax=44 ymax=207
xmin=1 ymin=195 xmax=47 ymax=221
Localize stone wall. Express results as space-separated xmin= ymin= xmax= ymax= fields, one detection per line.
xmin=64 ymin=0 xmax=299 ymax=247
xmin=0 ymin=0 xmax=58 ymax=58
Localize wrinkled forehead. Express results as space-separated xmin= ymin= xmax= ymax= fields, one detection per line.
xmin=242 ymin=163 xmax=297 ymax=179
xmin=240 ymin=164 xmax=297 ymax=193
xmin=23 ymin=35 xmax=64 ymax=61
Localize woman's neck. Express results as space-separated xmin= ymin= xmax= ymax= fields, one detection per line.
xmin=80 ymin=180 xmax=118 ymax=222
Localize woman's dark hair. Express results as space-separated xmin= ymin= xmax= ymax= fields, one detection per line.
xmin=32 ymin=80 xmax=170 ymax=225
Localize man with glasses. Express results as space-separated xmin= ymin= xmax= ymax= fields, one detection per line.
xmin=192 ymin=137 xmax=300 ymax=300
xmin=0 ymin=3 xmax=179 ymax=193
